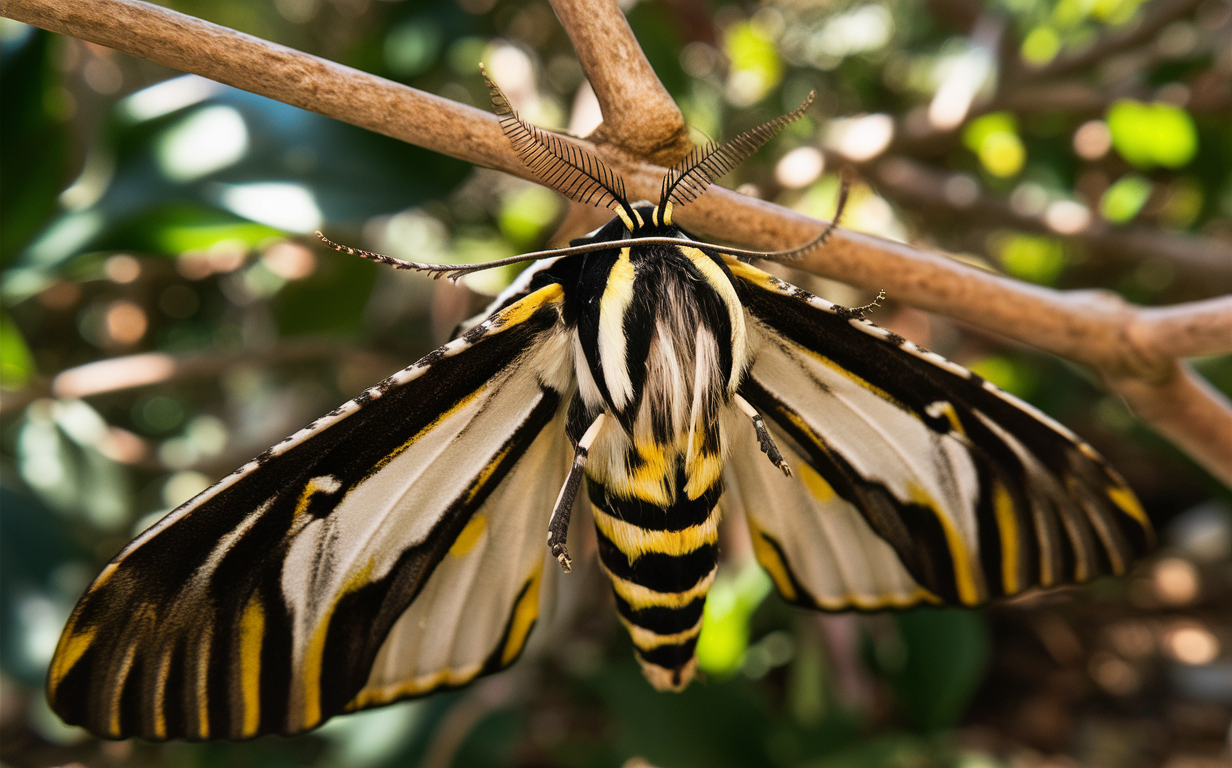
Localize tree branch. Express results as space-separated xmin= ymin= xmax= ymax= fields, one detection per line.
xmin=548 ymin=0 xmax=691 ymax=165
xmin=5 ymin=0 xmax=1230 ymax=485
xmin=1132 ymin=296 xmax=1232 ymax=361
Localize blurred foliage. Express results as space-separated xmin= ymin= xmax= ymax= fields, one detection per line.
xmin=1 ymin=0 xmax=1230 ymax=766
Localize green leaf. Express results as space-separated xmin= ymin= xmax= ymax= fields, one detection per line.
xmin=724 ymin=20 xmax=784 ymax=104
xmin=875 ymin=608 xmax=990 ymax=732
xmin=1100 ymin=174 xmax=1152 ymax=223
xmin=1106 ymin=100 xmax=1197 ymax=169
xmin=384 ymin=18 xmax=443 ymax=78
xmin=0 ymin=309 xmax=34 ymax=388
xmin=695 ymin=561 xmax=773 ymax=677
xmin=1021 ymin=26 xmax=1061 ymax=65
xmin=967 ymin=354 xmax=1041 ymax=400
xmin=991 ymin=233 xmax=1066 ymax=284
xmin=963 ymin=113 xmax=1025 ymax=178
xmin=497 ymin=185 xmax=561 ymax=249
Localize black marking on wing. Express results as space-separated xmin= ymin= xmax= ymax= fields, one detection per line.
xmin=734 ymin=272 xmax=1152 ymax=604
xmin=49 ymin=298 xmax=565 ymax=740
xmin=743 ymin=378 xmax=965 ymax=603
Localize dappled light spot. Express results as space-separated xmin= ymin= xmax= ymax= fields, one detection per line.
xmin=1089 ymin=651 xmax=1140 ymax=695
xmin=103 ymin=254 xmax=140 ymax=284
xmin=105 ymin=301 xmax=147 ymax=346
xmin=775 ymin=146 xmax=824 ymax=190
xmin=219 ymin=183 xmax=322 ymax=233
xmin=1101 ymin=175 xmax=1153 ymax=223
xmin=157 ymin=105 xmax=248 ymax=182
xmin=964 ymin=113 xmax=1025 ymax=178
xmin=1106 ymin=100 xmax=1197 ymax=170
xmin=1165 ymin=624 xmax=1219 ymax=665
xmin=121 ymin=74 xmax=222 ymax=121
xmin=1152 ymin=557 xmax=1200 ymax=606
xmin=1044 ymin=201 xmax=1091 ymax=235
xmin=825 ymin=114 xmax=893 ymax=161
xmin=1073 ymin=121 xmax=1112 ymax=160
xmin=52 ymin=353 xmax=176 ymax=398
xmin=262 ymin=242 xmax=317 ymax=280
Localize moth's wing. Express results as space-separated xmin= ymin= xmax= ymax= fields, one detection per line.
xmin=725 ymin=259 xmax=1153 ymax=607
xmin=48 ymin=283 xmax=575 ymax=740
xmin=723 ymin=429 xmax=935 ymax=610
xmin=347 ymin=402 xmax=570 ymax=712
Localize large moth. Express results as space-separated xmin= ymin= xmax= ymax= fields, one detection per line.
xmin=48 ymin=70 xmax=1152 ymax=740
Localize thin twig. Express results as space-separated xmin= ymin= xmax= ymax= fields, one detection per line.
xmin=864 ymin=155 xmax=1232 ymax=290
xmin=4 ymin=0 xmax=1230 ymax=484
xmin=1022 ymin=0 xmax=1208 ymax=82
xmin=548 ymin=0 xmax=692 ymax=165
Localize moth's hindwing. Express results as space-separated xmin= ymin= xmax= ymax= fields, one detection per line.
xmin=47 ymin=283 xmax=573 ymax=740
xmin=724 ymin=258 xmax=1152 ymax=608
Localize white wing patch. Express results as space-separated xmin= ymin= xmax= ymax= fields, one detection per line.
xmin=746 ymin=320 xmax=989 ymax=603
xmin=724 ymin=431 xmax=932 ymax=609
xmin=349 ymin=405 xmax=572 ymax=708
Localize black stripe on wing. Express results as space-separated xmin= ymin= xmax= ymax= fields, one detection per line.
xmin=49 ymin=288 xmax=567 ymax=740
xmin=729 ymin=260 xmax=1152 ymax=604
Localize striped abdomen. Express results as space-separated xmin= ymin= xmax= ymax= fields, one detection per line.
xmin=588 ymin=468 xmax=722 ymax=690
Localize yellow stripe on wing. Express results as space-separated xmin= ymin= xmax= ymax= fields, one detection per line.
xmin=301 ymin=559 xmax=373 ymax=731
xmin=48 ymin=618 xmax=96 ymax=693
xmin=992 ymin=481 xmax=1021 ymax=596
xmin=237 ymin=593 xmax=265 ymax=738
xmin=500 ymin=571 xmax=542 ymax=666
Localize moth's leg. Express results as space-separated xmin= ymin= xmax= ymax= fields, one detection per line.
xmin=735 ymin=395 xmax=792 ymax=477
xmin=547 ymin=412 xmax=608 ymax=572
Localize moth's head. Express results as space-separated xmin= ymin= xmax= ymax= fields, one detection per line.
xmin=619 ymin=201 xmax=677 ymax=236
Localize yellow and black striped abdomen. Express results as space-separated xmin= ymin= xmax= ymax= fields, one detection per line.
xmin=588 ymin=469 xmax=722 ymax=691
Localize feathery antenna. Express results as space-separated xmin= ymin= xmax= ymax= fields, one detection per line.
xmin=482 ymin=64 xmax=635 ymax=224
xmin=659 ymin=91 xmax=815 ymax=213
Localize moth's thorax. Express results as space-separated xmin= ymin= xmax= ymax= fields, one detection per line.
xmin=572 ymin=237 xmax=749 ymax=504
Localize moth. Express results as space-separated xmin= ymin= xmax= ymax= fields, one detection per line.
xmin=48 ymin=70 xmax=1152 ymax=740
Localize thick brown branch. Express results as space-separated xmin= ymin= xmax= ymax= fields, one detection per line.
xmin=1133 ymin=297 xmax=1232 ymax=362
xmin=1110 ymin=364 xmax=1232 ymax=487
xmin=5 ymin=0 xmax=1230 ymax=484
xmin=548 ymin=0 xmax=691 ymax=165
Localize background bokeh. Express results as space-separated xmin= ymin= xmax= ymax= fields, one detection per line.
xmin=1 ymin=0 xmax=1230 ymax=766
